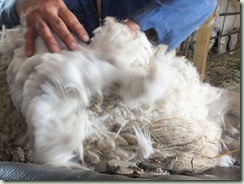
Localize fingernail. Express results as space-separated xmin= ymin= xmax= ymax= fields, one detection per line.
xmin=82 ymin=34 xmax=90 ymax=43
xmin=50 ymin=44 xmax=60 ymax=53
xmin=69 ymin=41 xmax=78 ymax=50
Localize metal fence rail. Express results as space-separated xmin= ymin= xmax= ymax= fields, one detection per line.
xmin=182 ymin=0 xmax=240 ymax=60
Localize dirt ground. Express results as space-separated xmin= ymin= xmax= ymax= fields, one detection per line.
xmin=178 ymin=49 xmax=241 ymax=92
xmin=204 ymin=50 xmax=240 ymax=92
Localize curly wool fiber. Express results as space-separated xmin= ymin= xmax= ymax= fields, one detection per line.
xmin=0 ymin=17 xmax=238 ymax=173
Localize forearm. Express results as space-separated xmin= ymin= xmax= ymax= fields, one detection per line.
xmin=129 ymin=0 xmax=217 ymax=51
xmin=0 ymin=0 xmax=20 ymax=27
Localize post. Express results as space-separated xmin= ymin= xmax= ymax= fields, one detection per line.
xmin=193 ymin=12 xmax=215 ymax=81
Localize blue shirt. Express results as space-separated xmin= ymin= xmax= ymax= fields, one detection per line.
xmin=0 ymin=0 xmax=217 ymax=51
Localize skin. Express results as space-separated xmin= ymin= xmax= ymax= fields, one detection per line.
xmin=16 ymin=0 xmax=140 ymax=56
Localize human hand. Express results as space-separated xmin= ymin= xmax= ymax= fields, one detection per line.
xmin=123 ymin=19 xmax=141 ymax=35
xmin=16 ymin=0 xmax=90 ymax=56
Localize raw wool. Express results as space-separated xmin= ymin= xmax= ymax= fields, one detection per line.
xmin=0 ymin=17 xmax=238 ymax=173
xmin=0 ymin=27 xmax=32 ymax=162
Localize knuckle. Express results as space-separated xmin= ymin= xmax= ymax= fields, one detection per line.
xmin=60 ymin=7 xmax=70 ymax=15
xmin=43 ymin=34 xmax=55 ymax=43
xmin=24 ymin=28 xmax=35 ymax=39
xmin=60 ymin=8 xmax=78 ymax=25
xmin=37 ymin=21 xmax=47 ymax=31
xmin=51 ymin=18 xmax=63 ymax=29
xmin=67 ymin=15 xmax=80 ymax=26
xmin=62 ymin=33 xmax=74 ymax=42
xmin=40 ymin=4 xmax=54 ymax=15
xmin=25 ymin=12 xmax=37 ymax=25
xmin=67 ymin=17 xmax=77 ymax=26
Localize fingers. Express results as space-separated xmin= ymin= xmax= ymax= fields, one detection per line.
xmin=48 ymin=15 xmax=78 ymax=51
xmin=24 ymin=11 xmax=82 ymax=56
xmin=24 ymin=27 xmax=36 ymax=56
xmin=35 ymin=16 xmax=61 ymax=53
xmin=17 ymin=0 xmax=90 ymax=56
xmin=59 ymin=7 xmax=90 ymax=43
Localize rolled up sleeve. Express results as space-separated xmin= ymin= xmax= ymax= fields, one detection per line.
xmin=129 ymin=0 xmax=217 ymax=51
xmin=0 ymin=0 xmax=20 ymax=28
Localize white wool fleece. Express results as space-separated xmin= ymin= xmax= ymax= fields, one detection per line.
xmin=0 ymin=17 xmax=237 ymax=171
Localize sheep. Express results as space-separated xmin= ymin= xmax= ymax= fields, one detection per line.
xmin=0 ymin=17 xmax=240 ymax=173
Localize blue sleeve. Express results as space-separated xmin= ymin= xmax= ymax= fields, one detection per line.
xmin=129 ymin=0 xmax=217 ymax=51
xmin=0 ymin=0 xmax=20 ymax=28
